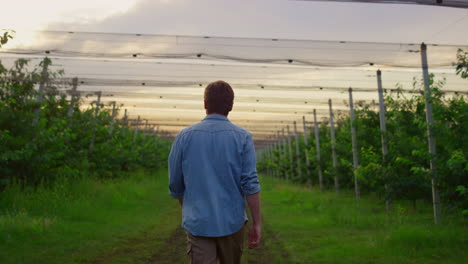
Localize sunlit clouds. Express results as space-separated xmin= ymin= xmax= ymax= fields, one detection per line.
xmin=0 ymin=0 xmax=138 ymax=30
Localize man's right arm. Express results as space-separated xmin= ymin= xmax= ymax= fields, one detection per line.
xmin=168 ymin=133 xmax=185 ymax=200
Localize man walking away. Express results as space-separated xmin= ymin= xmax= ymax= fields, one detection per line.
xmin=169 ymin=80 xmax=261 ymax=264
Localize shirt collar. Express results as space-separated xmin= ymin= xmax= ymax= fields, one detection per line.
xmin=203 ymin=114 xmax=229 ymax=121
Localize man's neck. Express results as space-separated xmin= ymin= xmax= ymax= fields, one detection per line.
xmin=206 ymin=112 xmax=228 ymax=117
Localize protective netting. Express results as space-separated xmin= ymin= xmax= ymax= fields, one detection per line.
xmin=2 ymin=31 xmax=465 ymax=67
xmin=296 ymin=0 xmax=468 ymax=9
xmin=1 ymin=31 xmax=467 ymax=145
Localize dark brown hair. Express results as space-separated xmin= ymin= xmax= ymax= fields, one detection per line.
xmin=204 ymin=80 xmax=234 ymax=115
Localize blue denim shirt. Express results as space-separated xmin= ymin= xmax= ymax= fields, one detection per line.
xmin=168 ymin=114 xmax=260 ymax=237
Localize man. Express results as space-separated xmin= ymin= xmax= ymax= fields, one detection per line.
xmin=169 ymin=80 xmax=261 ymax=264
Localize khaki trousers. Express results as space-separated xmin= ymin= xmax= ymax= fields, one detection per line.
xmin=186 ymin=224 xmax=246 ymax=264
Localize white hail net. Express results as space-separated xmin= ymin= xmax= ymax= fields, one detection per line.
xmin=1 ymin=31 xmax=467 ymax=146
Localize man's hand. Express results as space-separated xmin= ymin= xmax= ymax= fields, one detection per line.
xmin=246 ymin=192 xmax=261 ymax=249
xmin=248 ymin=223 xmax=261 ymax=249
xmin=178 ymin=197 xmax=183 ymax=207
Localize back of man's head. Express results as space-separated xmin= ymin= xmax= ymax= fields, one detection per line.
xmin=204 ymin=80 xmax=234 ymax=116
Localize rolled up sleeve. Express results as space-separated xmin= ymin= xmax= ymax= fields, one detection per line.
xmin=168 ymin=132 xmax=185 ymax=199
xmin=240 ymin=133 xmax=261 ymax=196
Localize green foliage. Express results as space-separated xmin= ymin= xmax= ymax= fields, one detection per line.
xmin=455 ymin=49 xmax=468 ymax=79
xmin=0 ymin=30 xmax=14 ymax=47
xmin=259 ymin=72 xmax=467 ymax=214
xmin=0 ymin=58 xmax=171 ymax=186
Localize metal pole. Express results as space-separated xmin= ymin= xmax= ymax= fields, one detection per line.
xmin=265 ymin=145 xmax=270 ymax=177
xmin=314 ymin=109 xmax=323 ymax=190
xmin=294 ymin=121 xmax=302 ymax=179
xmin=304 ymin=148 xmax=311 ymax=186
xmin=109 ymin=101 xmax=117 ymax=137
xmin=133 ymin=115 xmax=141 ymax=143
xmin=276 ymin=131 xmax=280 ymax=178
xmin=349 ymin=88 xmax=360 ymax=199
xmin=33 ymin=57 xmax=49 ymax=126
xmin=271 ymin=143 xmax=275 ymax=177
xmin=265 ymin=145 xmax=269 ymax=176
xmin=67 ymin=77 xmax=78 ymax=121
xmin=123 ymin=109 xmax=128 ymax=126
xmin=276 ymin=132 xmax=281 ymax=178
xmin=303 ymin=116 xmax=311 ymax=183
xmin=281 ymin=128 xmax=287 ymax=179
xmin=273 ymin=142 xmax=278 ymax=177
xmin=143 ymin=119 xmax=149 ymax=140
xmin=421 ymin=43 xmax=441 ymax=225
xmin=377 ymin=70 xmax=391 ymax=211
xmin=89 ymin=91 xmax=102 ymax=151
xmin=329 ymin=99 xmax=339 ymax=193
xmin=267 ymin=142 xmax=271 ymax=177
xmin=287 ymin=125 xmax=294 ymax=180
xmin=302 ymin=116 xmax=308 ymax=146
xmin=269 ymin=143 xmax=274 ymax=177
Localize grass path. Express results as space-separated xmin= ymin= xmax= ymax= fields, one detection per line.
xmin=82 ymin=174 xmax=467 ymax=264
xmin=87 ymin=200 xmax=292 ymax=264
xmin=86 ymin=206 xmax=183 ymax=264
xmin=2 ymin=172 xmax=466 ymax=263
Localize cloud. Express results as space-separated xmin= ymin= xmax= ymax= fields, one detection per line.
xmin=38 ymin=0 xmax=468 ymax=45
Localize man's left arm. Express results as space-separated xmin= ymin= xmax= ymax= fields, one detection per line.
xmin=240 ymin=133 xmax=261 ymax=196
xmin=168 ymin=133 xmax=185 ymax=202
xmin=240 ymin=133 xmax=262 ymax=248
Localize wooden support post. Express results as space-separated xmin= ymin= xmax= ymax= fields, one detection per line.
xmin=89 ymin=91 xmax=102 ymax=151
xmin=294 ymin=121 xmax=302 ymax=179
xmin=349 ymin=88 xmax=360 ymax=199
xmin=329 ymin=99 xmax=339 ymax=193
xmin=421 ymin=43 xmax=441 ymax=224
xmin=377 ymin=70 xmax=391 ymax=211
xmin=314 ymin=109 xmax=323 ymax=190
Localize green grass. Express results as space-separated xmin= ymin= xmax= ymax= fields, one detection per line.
xmin=0 ymin=170 xmax=180 ymax=264
xmin=1 ymin=171 xmax=466 ymax=264
xmin=259 ymin=175 xmax=468 ymax=264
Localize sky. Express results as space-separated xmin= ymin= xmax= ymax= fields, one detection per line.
xmin=1 ymin=0 xmax=468 ymax=45
xmin=1 ymin=0 xmax=467 ymax=142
